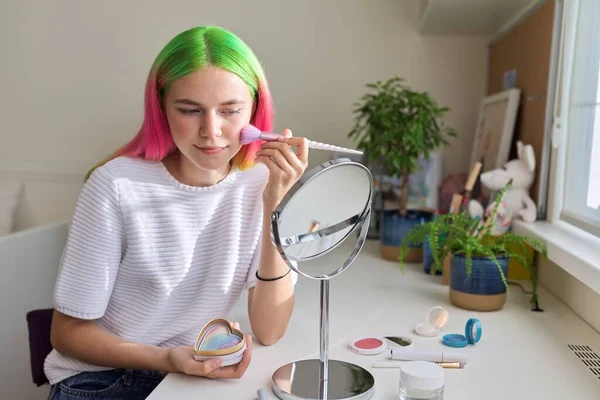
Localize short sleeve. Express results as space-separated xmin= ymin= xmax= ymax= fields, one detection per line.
xmin=53 ymin=166 xmax=123 ymax=320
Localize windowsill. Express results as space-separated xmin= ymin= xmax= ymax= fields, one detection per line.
xmin=513 ymin=219 xmax=600 ymax=295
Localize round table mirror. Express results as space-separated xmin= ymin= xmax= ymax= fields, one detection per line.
xmin=270 ymin=158 xmax=375 ymax=400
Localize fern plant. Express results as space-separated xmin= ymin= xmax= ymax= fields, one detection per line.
xmin=399 ymin=183 xmax=547 ymax=308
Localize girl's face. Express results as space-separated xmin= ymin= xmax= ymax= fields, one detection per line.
xmin=164 ymin=67 xmax=254 ymax=173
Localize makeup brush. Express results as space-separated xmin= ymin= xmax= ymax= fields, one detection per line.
xmin=449 ymin=194 xmax=463 ymax=214
xmin=448 ymin=162 xmax=482 ymax=214
xmin=240 ymin=124 xmax=363 ymax=155
xmin=460 ymin=161 xmax=483 ymax=212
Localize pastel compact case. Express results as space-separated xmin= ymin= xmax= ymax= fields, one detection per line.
xmin=414 ymin=306 xmax=449 ymax=337
xmin=193 ymin=318 xmax=246 ymax=366
xmin=443 ymin=318 xmax=482 ymax=348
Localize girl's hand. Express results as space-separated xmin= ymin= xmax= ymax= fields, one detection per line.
xmin=255 ymin=129 xmax=309 ymax=210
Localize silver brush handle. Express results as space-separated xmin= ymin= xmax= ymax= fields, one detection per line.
xmin=306 ymin=140 xmax=363 ymax=155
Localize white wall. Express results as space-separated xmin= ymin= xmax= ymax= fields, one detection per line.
xmin=0 ymin=0 xmax=489 ymax=229
xmin=0 ymin=171 xmax=82 ymax=231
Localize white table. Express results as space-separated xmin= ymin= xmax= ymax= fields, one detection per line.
xmin=147 ymin=240 xmax=600 ymax=400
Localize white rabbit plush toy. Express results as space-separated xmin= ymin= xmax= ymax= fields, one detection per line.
xmin=468 ymin=141 xmax=537 ymax=235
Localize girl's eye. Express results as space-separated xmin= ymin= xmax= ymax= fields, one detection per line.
xmin=178 ymin=108 xmax=202 ymax=115
xmin=221 ymin=108 xmax=242 ymax=116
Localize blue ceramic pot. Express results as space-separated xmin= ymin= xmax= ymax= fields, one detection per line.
xmin=450 ymin=254 xmax=509 ymax=295
xmin=380 ymin=210 xmax=433 ymax=249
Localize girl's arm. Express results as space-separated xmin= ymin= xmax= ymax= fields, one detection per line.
xmin=51 ymin=310 xmax=253 ymax=378
xmin=247 ymin=208 xmax=296 ymax=346
xmin=249 ymin=133 xmax=308 ymax=345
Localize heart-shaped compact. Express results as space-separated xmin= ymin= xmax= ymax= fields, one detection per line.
xmin=193 ymin=318 xmax=246 ymax=366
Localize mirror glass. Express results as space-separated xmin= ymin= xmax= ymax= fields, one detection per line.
xmin=272 ymin=159 xmax=373 ymax=279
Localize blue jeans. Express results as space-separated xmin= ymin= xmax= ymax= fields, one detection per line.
xmin=48 ymin=369 xmax=166 ymax=400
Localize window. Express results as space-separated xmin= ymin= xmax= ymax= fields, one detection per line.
xmin=557 ymin=0 xmax=600 ymax=238
xmin=514 ymin=0 xmax=600 ymax=295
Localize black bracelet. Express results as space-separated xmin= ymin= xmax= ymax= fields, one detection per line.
xmin=255 ymin=268 xmax=291 ymax=282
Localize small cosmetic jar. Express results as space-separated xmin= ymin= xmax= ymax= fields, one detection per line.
xmin=193 ymin=318 xmax=246 ymax=366
xmin=399 ymin=361 xmax=444 ymax=400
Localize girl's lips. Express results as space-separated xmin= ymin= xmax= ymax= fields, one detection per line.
xmin=194 ymin=145 xmax=226 ymax=154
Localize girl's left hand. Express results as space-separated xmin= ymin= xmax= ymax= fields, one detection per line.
xmin=255 ymin=129 xmax=309 ymax=211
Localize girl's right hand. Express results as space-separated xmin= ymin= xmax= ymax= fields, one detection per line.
xmin=167 ymin=328 xmax=253 ymax=379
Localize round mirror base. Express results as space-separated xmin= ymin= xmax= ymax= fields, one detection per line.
xmin=272 ymin=359 xmax=375 ymax=400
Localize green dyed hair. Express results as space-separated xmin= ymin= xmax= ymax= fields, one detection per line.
xmin=86 ymin=25 xmax=274 ymax=181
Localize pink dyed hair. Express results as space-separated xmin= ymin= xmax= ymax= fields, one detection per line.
xmin=85 ymin=26 xmax=273 ymax=181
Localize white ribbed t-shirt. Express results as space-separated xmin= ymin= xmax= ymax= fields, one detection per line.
xmin=44 ymin=156 xmax=281 ymax=385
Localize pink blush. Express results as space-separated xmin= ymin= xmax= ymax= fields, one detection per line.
xmin=350 ymin=336 xmax=387 ymax=355
xmin=354 ymin=338 xmax=383 ymax=349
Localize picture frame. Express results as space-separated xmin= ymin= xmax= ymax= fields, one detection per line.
xmin=470 ymin=88 xmax=521 ymax=172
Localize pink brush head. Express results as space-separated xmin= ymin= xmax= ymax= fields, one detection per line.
xmin=240 ymin=125 xmax=263 ymax=144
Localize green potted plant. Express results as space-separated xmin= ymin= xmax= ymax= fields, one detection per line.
xmin=399 ymin=184 xmax=547 ymax=311
xmin=348 ymin=76 xmax=456 ymax=261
